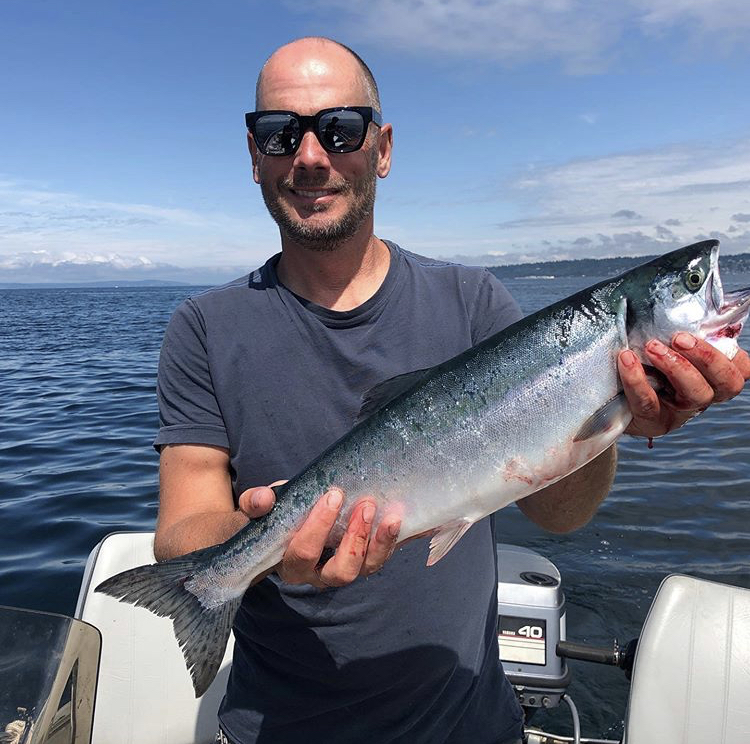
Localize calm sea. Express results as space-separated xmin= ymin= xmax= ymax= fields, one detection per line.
xmin=2 ymin=272 xmax=749 ymax=738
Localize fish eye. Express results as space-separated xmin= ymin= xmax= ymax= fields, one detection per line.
xmin=684 ymin=268 xmax=705 ymax=293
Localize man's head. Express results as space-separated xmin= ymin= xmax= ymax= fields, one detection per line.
xmin=248 ymin=38 xmax=392 ymax=252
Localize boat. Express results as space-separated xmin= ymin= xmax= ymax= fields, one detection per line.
xmin=1 ymin=532 xmax=748 ymax=744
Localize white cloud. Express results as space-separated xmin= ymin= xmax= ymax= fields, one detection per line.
xmin=299 ymin=0 xmax=750 ymax=71
xmin=635 ymin=0 xmax=750 ymax=33
xmin=0 ymin=177 xmax=279 ymax=268
xmin=0 ymin=248 xmax=250 ymax=284
xmin=0 ymin=250 xmax=155 ymax=271
xmin=480 ymin=135 xmax=750 ymax=261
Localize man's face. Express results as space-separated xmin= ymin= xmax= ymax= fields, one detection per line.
xmin=249 ymin=47 xmax=392 ymax=251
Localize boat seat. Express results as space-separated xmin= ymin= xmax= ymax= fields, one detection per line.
xmin=623 ymin=574 xmax=750 ymax=744
xmin=76 ymin=532 xmax=234 ymax=744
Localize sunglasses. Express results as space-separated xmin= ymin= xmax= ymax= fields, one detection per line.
xmin=245 ymin=106 xmax=382 ymax=156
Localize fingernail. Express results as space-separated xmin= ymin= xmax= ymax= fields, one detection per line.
xmin=620 ymin=350 xmax=637 ymax=368
xmin=673 ymin=332 xmax=696 ymax=350
xmin=362 ymin=504 xmax=375 ymax=524
xmin=647 ymin=339 xmax=668 ymax=356
xmin=326 ymin=489 xmax=343 ymax=509
xmin=251 ymin=491 xmax=262 ymax=509
xmin=387 ymin=520 xmax=401 ymax=539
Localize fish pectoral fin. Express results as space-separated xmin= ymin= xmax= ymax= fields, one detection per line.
xmin=426 ymin=518 xmax=474 ymax=567
xmin=356 ymin=367 xmax=432 ymax=423
xmin=573 ymin=392 xmax=631 ymax=442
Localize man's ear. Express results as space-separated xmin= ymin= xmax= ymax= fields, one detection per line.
xmin=377 ymin=123 xmax=393 ymax=179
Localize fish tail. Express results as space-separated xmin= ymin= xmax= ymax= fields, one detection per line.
xmin=95 ymin=555 xmax=241 ymax=697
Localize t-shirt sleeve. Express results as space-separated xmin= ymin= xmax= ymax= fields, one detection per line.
xmin=470 ymin=270 xmax=523 ymax=345
xmin=153 ymin=298 xmax=229 ymax=451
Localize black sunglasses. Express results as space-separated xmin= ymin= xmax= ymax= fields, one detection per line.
xmin=245 ymin=106 xmax=382 ymax=156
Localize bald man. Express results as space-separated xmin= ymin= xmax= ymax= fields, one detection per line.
xmin=153 ymin=37 xmax=750 ymax=744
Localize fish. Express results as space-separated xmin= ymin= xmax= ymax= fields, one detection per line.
xmin=96 ymin=239 xmax=750 ymax=696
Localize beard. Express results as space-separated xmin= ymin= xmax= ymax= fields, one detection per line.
xmin=260 ymin=146 xmax=378 ymax=252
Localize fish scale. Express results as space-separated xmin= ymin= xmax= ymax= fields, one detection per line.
xmin=96 ymin=239 xmax=750 ymax=697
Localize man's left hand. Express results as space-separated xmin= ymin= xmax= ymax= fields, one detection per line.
xmin=617 ymin=332 xmax=750 ymax=439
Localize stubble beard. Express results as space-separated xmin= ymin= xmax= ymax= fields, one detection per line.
xmin=260 ymin=147 xmax=378 ymax=252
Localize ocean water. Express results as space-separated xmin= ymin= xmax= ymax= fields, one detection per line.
xmin=1 ymin=272 xmax=749 ymax=739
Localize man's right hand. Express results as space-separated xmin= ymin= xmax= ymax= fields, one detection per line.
xmin=239 ymin=484 xmax=401 ymax=590
xmin=156 ymin=445 xmax=401 ymax=588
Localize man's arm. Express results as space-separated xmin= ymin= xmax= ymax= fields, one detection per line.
xmin=517 ymin=446 xmax=617 ymax=533
xmin=154 ymin=443 xmax=402 ymax=588
xmin=154 ymin=444 xmax=248 ymax=560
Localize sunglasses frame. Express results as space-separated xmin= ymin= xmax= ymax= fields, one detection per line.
xmin=245 ymin=106 xmax=382 ymax=156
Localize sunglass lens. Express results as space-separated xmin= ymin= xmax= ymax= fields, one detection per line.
xmin=254 ymin=114 xmax=300 ymax=155
xmin=318 ymin=110 xmax=366 ymax=152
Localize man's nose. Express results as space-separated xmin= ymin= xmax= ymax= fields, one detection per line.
xmin=294 ymin=130 xmax=331 ymax=170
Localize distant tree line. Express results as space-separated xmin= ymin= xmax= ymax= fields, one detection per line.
xmin=489 ymin=252 xmax=750 ymax=279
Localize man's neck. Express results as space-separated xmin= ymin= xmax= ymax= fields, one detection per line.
xmin=276 ymin=232 xmax=391 ymax=311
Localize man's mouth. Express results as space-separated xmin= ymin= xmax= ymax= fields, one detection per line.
xmin=291 ymin=188 xmax=337 ymax=199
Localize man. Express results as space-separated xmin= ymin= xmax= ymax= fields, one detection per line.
xmin=153 ymin=37 xmax=750 ymax=744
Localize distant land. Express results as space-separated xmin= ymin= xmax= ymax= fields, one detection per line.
xmin=0 ymin=259 xmax=245 ymax=287
xmin=2 ymin=252 xmax=750 ymax=288
xmin=0 ymin=279 xmax=197 ymax=289
xmin=488 ymin=252 xmax=750 ymax=279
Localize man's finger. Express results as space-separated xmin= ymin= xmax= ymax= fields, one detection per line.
xmin=618 ymin=350 xmax=661 ymax=426
xmin=238 ymin=486 xmax=276 ymax=518
xmin=238 ymin=479 xmax=287 ymax=518
xmin=671 ymin=333 xmax=746 ymax=402
xmin=360 ymin=515 xmax=401 ymax=577
xmin=644 ymin=339 xmax=715 ymax=411
xmin=279 ymin=488 xmax=344 ymax=583
xmin=731 ymin=347 xmax=750 ymax=381
xmin=317 ymin=500 xmax=376 ymax=587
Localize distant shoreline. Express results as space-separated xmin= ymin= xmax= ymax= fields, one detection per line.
xmin=2 ymin=251 xmax=749 ymax=288
xmin=488 ymin=251 xmax=750 ymax=280
xmin=0 ymin=280 xmax=200 ymax=289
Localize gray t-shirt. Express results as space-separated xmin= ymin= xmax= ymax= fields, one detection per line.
xmin=155 ymin=242 xmax=524 ymax=743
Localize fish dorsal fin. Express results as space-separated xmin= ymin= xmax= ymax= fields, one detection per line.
xmin=356 ymin=368 xmax=432 ymax=424
xmin=573 ymin=392 xmax=630 ymax=442
xmin=426 ymin=518 xmax=474 ymax=567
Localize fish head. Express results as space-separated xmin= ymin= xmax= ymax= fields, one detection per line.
xmin=625 ymin=240 xmax=750 ymax=361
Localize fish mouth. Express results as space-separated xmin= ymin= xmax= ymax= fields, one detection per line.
xmin=715 ymin=285 xmax=750 ymax=331
xmin=704 ymin=249 xmax=750 ymax=334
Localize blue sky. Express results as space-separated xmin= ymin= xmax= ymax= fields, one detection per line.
xmin=2 ymin=0 xmax=750 ymax=282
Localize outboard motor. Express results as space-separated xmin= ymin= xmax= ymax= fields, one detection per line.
xmin=496 ymin=545 xmax=571 ymax=712
xmin=496 ymin=544 xmax=633 ymax=744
